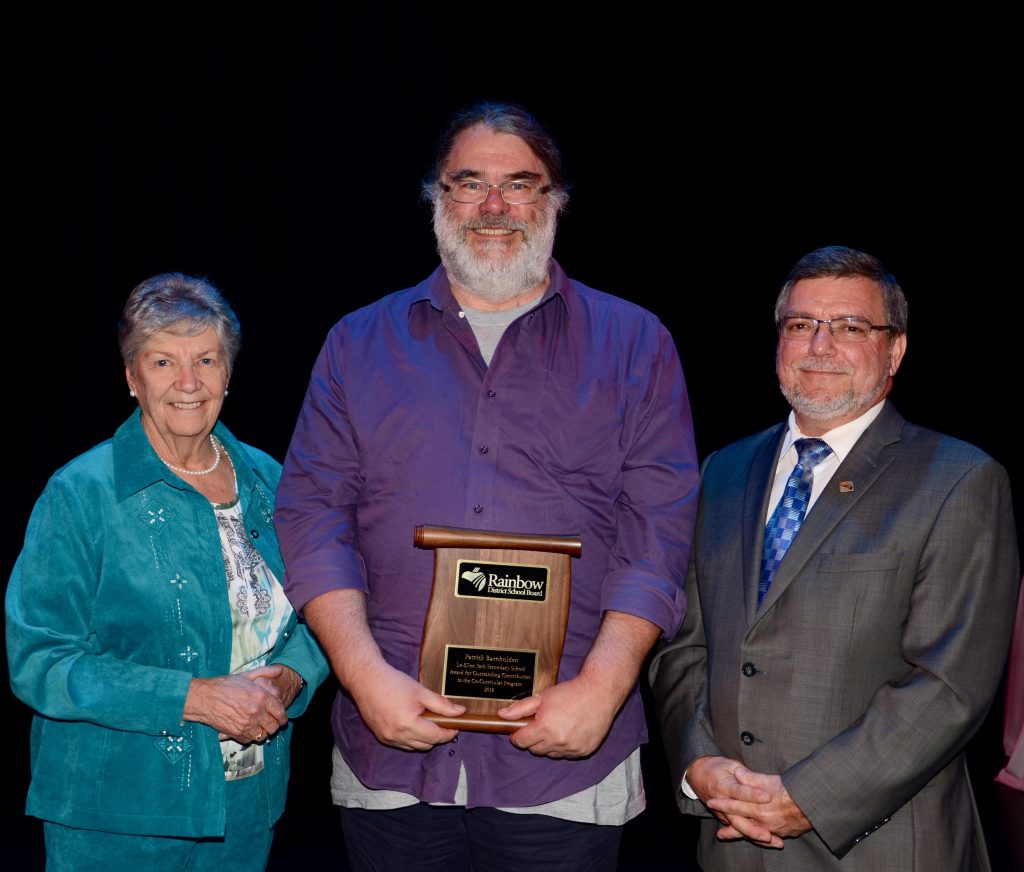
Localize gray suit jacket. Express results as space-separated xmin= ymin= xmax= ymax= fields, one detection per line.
xmin=650 ymin=403 xmax=1020 ymax=871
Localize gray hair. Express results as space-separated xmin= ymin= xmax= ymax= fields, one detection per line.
xmin=118 ymin=273 xmax=242 ymax=372
xmin=775 ymin=246 xmax=908 ymax=336
xmin=421 ymin=102 xmax=570 ymax=213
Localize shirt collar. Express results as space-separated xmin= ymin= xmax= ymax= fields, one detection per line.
xmin=781 ymin=399 xmax=888 ymax=465
xmin=112 ymin=409 xmax=257 ymax=503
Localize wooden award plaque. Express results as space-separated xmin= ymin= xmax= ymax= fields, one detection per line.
xmin=414 ymin=525 xmax=581 ymax=734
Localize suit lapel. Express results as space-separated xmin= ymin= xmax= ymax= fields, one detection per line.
xmin=743 ymin=426 xmax=786 ymax=627
xmin=753 ymin=404 xmax=906 ymax=622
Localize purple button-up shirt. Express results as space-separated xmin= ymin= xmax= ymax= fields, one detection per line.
xmin=276 ymin=260 xmax=698 ymax=808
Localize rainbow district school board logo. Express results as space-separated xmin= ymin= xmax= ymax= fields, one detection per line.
xmin=456 ymin=560 xmax=549 ymax=602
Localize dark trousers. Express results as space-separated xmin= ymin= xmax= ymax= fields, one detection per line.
xmin=339 ymin=803 xmax=623 ymax=872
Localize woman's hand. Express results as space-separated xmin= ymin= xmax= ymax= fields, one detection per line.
xmin=251 ymin=664 xmax=305 ymax=710
xmin=182 ymin=666 xmax=290 ymax=743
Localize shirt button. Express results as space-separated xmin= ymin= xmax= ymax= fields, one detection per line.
xmin=250 ymin=529 xmax=260 ymax=539
xmin=448 ymin=749 xmax=456 ymax=756
xmin=487 ymin=390 xmax=496 ymax=398
xmin=740 ymin=731 xmax=755 ymax=746
xmin=473 ymin=504 xmax=483 ymax=514
xmin=479 ymin=445 xmax=489 ymax=454
xmin=458 ymin=311 xmax=466 ymax=319
xmin=741 ymin=662 xmax=757 ymax=677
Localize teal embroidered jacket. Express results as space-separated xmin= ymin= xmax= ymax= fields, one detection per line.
xmin=6 ymin=412 xmax=329 ymax=837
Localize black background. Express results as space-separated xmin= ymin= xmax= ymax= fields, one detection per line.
xmin=7 ymin=5 xmax=1021 ymax=869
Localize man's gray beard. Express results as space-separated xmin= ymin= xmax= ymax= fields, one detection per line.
xmin=433 ymin=199 xmax=557 ymax=304
xmin=778 ymin=357 xmax=891 ymax=424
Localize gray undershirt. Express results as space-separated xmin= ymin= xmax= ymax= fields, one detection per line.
xmin=331 ymin=745 xmax=644 ymax=825
xmin=458 ymin=298 xmax=537 ymax=365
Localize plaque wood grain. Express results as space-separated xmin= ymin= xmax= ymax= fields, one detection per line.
xmin=415 ymin=526 xmax=580 ymax=733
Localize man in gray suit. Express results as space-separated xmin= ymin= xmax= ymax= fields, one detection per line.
xmin=650 ymin=246 xmax=1020 ymax=870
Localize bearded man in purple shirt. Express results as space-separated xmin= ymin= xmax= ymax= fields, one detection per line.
xmin=276 ymin=102 xmax=699 ymax=871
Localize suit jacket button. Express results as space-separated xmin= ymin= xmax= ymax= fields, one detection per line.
xmin=740 ymin=731 xmax=755 ymax=745
xmin=742 ymin=662 xmax=757 ymax=677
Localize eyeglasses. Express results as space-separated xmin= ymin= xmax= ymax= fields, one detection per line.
xmin=778 ymin=316 xmax=892 ymax=343
xmin=440 ymin=178 xmax=552 ymax=205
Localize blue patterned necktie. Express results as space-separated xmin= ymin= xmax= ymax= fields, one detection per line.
xmin=759 ymin=438 xmax=833 ymax=603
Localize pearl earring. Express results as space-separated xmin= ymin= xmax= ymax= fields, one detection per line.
xmin=224 ymin=389 xmax=229 ymax=397
xmin=129 ymin=390 xmax=136 ymax=397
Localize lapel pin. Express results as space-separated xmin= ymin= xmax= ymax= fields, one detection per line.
xmin=839 ymin=481 xmax=854 ymax=493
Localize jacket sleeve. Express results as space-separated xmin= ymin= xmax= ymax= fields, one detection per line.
xmin=648 ymin=488 xmax=721 ymax=817
xmin=6 ymin=476 xmax=193 ymax=735
xmin=783 ymin=457 xmax=1020 ymax=856
xmin=268 ymin=621 xmax=330 ymax=717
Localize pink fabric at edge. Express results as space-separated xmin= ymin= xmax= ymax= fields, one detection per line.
xmin=995 ymin=577 xmax=1024 ymax=791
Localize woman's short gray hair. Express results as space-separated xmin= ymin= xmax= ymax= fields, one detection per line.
xmin=118 ymin=273 xmax=242 ymax=372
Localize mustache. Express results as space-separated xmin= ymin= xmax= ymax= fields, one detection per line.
xmin=790 ymin=359 xmax=853 ymax=375
xmin=462 ymin=215 xmax=529 ymax=232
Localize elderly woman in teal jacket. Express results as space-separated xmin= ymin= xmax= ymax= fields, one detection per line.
xmin=6 ymin=273 xmax=328 ymax=871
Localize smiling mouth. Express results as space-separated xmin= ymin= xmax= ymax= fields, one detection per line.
xmin=172 ymin=401 xmax=203 ymax=410
xmin=795 ymin=362 xmax=851 ymax=376
xmin=473 ymin=228 xmax=517 ymax=236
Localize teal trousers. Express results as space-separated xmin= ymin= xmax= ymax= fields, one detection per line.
xmin=43 ymin=772 xmax=274 ymax=872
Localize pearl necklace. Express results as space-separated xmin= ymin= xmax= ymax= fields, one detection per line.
xmin=160 ymin=435 xmax=222 ymax=476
